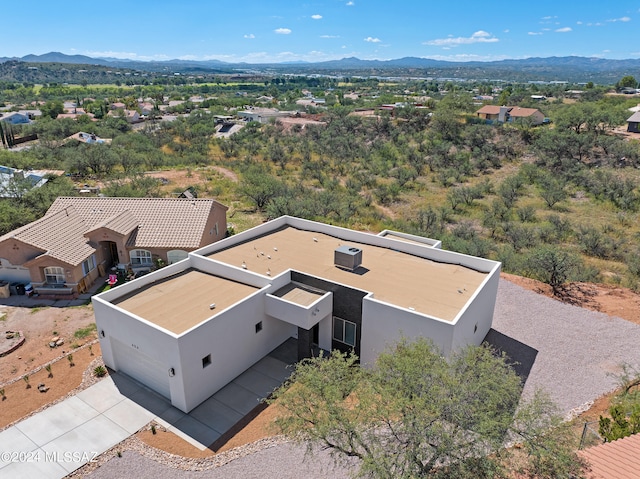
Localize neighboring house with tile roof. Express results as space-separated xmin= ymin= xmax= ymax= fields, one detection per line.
xmin=476 ymin=105 xmax=545 ymax=125
xmin=579 ymin=433 xmax=640 ymax=478
xmin=0 ymin=197 xmax=227 ymax=296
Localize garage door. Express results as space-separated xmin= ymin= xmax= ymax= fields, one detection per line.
xmin=0 ymin=258 xmax=31 ymax=284
xmin=111 ymin=339 xmax=171 ymax=399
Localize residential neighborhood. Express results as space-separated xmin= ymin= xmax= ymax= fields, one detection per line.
xmin=2 ymin=14 xmax=640 ymax=476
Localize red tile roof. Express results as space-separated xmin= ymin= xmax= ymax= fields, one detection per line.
xmin=580 ymin=433 xmax=640 ymax=479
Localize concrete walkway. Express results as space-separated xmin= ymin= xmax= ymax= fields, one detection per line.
xmin=0 ymin=348 xmax=294 ymax=479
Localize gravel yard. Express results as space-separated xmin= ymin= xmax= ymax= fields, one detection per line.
xmin=491 ymin=280 xmax=640 ymax=416
xmin=85 ymin=279 xmax=640 ymax=478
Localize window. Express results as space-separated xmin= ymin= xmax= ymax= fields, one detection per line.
xmin=202 ymin=354 xmax=211 ymax=368
xmin=44 ymin=266 xmax=65 ymax=285
xmin=333 ymin=316 xmax=356 ymax=347
xmin=82 ymin=254 xmax=96 ymax=276
xmin=215 ymin=222 xmax=219 ymax=237
xmin=167 ymin=250 xmax=188 ymax=264
xmin=130 ymin=249 xmax=152 ymax=266
xmin=255 ymin=321 xmax=263 ymax=333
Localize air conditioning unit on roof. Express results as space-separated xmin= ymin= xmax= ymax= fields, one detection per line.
xmin=334 ymin=245 xmax=362 ymax=271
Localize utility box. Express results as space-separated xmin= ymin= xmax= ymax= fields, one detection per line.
xmin=334 ymin=245 xmax=363 ymax=271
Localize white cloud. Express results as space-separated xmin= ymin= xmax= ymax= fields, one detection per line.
xmin=274 ymin=28 xmax=292 ymax=35
xmin=528 ymin=31 xmax=543 ymax=36
xmin=555 ymin=27 xmax=572 ymax=32
xmin=364 ymin=36 xmax=381 ymax=43
xmin=320 ymin=34 xmax=340 ymax=38
xmin=608 ymin=16 xmax=631 ymax=22
xmin=244 ymin=34 xmax=255 ymax=39
xmin=503 ymin=29 xmax=510 ymax=33
xmin=423 ymin=30 xmax=499 ymax=47
xmin=311 ymin=14 xmax=322 ymax=20
xmin=346 ymin=1 xmax=354 ymax=5
xmin=576 ymin=21 xmax=583 ymax=25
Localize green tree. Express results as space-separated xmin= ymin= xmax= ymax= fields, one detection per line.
xmin=40 ymin=100 xmax=64 ymax=119
xmin=617 ymin=75 xmax=638 ymax=90
xmin=525 ymin=245 xmax=581 ymax=295
xmin=239 ymin=166 xmax=285 ymax=211
xmin=271 ymin=339 xmax=584 ymax=479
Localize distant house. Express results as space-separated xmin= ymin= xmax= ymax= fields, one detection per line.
xmin=476 ymin=105 xmax=545 ymax=125
xmin=237 ymin=107 xmax=289 ymax=123
xmin=57 ymin=107 xmax=95 ymax=121
xmin=138 ymin=102 xmax=155 ymax=116
xmin=627 ymin=112 xmax=640 ymax=133
xmin=65 ymin=132 xmax=112 ymax=144
xmin=110 ymin=102 xmax=126 ymax=110
xmin=0 ymin=197 xmax=228 ymax=296
xmin=0 ymin=112 xmax=32 ymax=125
xmin=0 ymin=165 xmax=50 ymax=199
xmin=107 ymin=109 xmax=141 ymax=123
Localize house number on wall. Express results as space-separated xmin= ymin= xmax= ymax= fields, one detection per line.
xmin=131 ymin=344 xmax=139 ymax=350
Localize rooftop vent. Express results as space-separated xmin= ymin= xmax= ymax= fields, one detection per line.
xmin=334 ymin=245 xmax=363 ymax=271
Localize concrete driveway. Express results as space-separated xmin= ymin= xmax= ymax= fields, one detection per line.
xmin=0 ymin=349 xmax=294 ymax=479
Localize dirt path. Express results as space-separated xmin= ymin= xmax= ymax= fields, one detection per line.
xmin=211 ymin=166 xmax=238 ymax=182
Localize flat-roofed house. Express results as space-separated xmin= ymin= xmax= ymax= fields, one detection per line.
xmin=94 ymin=216 xmax=501 ymax=413
xmin=0 ymin=197 xmax=227 ymax=296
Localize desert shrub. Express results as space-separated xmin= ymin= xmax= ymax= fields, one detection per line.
xmin=524 ymin=246 xmax=582 ymax=295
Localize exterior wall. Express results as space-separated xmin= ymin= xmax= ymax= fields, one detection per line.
xmin=0 ymin=239 xmax=43 ymax=266
xmin=92 ymin=297 xmax=182 ymax=401
xmin=629 ymin=121 xmax=640 ymax=133
xmin=25 ymin=256 xmax=84 ymax=293
xmin=264 ymin=291 xmax=333 ymax=329
xmin=450 ymin=265 xmax=501 ymax=352
xmin=360 ymin=296 xmax=455 ymax=365
xmin=198 ymin=206 xmax=227 ymax=247
xmin=86 ymin=229 xmax=128 ymax=266
xmin=175 ymin=290 xmax=296 ymax=411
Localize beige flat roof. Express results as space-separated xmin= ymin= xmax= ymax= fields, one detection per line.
xmin=278 ymin=284 xmax=324 ymax=306
xmin=113 ymin=269 xmax=259 ymax=334
xmin=208 ymin=227 xmax=487 ymax=321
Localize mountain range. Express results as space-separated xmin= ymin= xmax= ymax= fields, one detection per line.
xmin=1 ymin=52 xmax=640 ymax=83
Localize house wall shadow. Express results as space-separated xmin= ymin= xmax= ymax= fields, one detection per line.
xmin=483 ymin=329 xmax=538 ymax=385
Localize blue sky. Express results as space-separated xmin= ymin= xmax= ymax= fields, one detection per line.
xmin=3 ymin=1 xmax=640 ymax=63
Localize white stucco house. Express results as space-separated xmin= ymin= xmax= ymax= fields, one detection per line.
xmin=93 ymin=216 xmax=501 ymax=413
